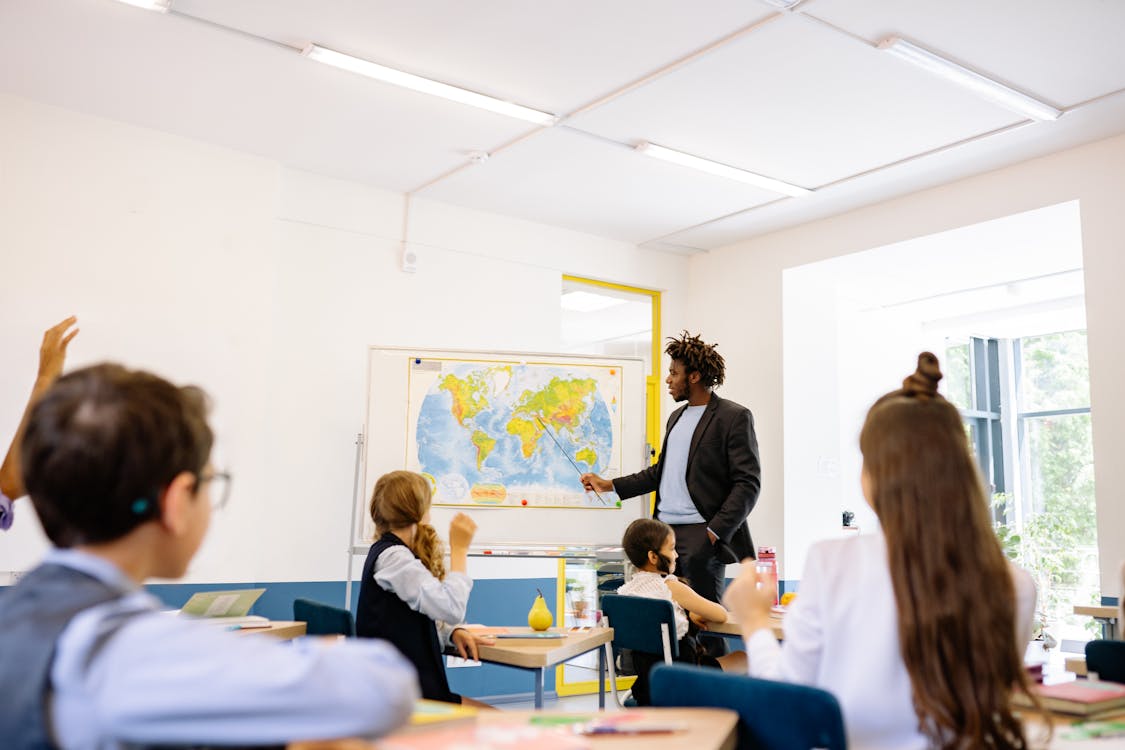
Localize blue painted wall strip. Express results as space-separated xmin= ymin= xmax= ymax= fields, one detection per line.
xmin=146 ymin=577 xmax=558 ymax=699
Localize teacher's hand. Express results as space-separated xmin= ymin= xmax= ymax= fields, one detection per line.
xmin=579 ymin=473 xmax=613 ymax=494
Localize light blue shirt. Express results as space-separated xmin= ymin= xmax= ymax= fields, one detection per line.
xmin=0 ymin=490 xmax=12 ymax=530
xmin=373 ymin=545 xmax=473 ymax=647
xmin=657 ymin=404 xmax=707 ymax=525
xmin=47 ymin=549 xmax=419 ymax=750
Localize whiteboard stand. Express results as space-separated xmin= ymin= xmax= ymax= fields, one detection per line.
xmin=344 ymin=431 xmax=365 ymax=610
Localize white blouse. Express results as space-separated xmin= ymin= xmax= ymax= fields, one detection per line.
xmin=618 ymin=570 xmax=689 ymax=640
xmin=746 ymin=532 xmax=1036 ymax=750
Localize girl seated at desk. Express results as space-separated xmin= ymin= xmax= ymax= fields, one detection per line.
xmin=356 ymin=470 xmax=493 ymax=706
xmin=724 ymin=353 xmax=1040 ymax=750
xmin=619 ymin=518 xmax=746 ymax=704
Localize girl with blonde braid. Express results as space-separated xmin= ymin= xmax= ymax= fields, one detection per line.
xmin=356 ymin=471 xmax=493 ymax=705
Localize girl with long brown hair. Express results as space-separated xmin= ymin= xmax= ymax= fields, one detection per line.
xmin=724 ymin=353 xmax=1038 ymax=749
xmin=355 ymin=470 xmax=493 ymax=705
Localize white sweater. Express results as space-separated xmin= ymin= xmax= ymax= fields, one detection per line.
xmin=746 ymin=532 xmax=1036 ymax=750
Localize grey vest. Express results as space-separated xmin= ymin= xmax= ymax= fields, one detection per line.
xmin=0 ymin=563 xmax=281 ymax=750
xmin=0 ymin=562 xmax=129 ymax=749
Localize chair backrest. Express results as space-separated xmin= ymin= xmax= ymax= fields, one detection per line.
xmin=293 ymin=597 xmax=356 ymax=637
xmin=1086 ymin=639 xmax=1125 ymax=683
xmin=650 ymin=663 xmax=848 ymax=750
xmin=601 ymin=593 xmax=678 ymax=661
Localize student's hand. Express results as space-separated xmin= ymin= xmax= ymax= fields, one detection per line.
xmin=451 ymin=628 xmax=494 ymax=660
xmin=579 ymin=473 xmax=613 ymax=494
xmin=449 ymin=512 xmax=477 ymax=551
xmin=37 ymin=316 xmax=79 ymax=384
xmin=722 ymin=560 xmax=774 ymax=634
xmin=689 ymin=611 xmax=709 ymax=630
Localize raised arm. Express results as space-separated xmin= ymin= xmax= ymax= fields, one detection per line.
xmin=1 ymin=317 xmax=79 ymax=499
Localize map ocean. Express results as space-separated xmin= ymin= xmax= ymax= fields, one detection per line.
xmin=411 ymin=363 xmax=619 ymax=507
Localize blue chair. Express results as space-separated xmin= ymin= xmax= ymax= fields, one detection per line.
xmin=650 ymin=663 xmax=848 ymax=750
xmin=293 ymin=598 xmax=356 ymax=637
xmin=600 ymin=594 xmax=679 ymax=706
xmin=1086 ymin=639 xmax=1125 ymax=683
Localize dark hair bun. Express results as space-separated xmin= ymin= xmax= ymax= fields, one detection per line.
xmin=902 ymin=352 xmax=942 ymax=399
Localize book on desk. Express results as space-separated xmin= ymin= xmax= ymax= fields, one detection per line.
xmin=1015 ymin=679 xmax=1125 ymax=718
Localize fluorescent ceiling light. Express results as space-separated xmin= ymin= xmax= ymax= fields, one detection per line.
xmin=636 ymin=142 xmax=812 ymax=198
xmin=561 ymin=291 xmax=628 ymax=313
xmin=301 ymin=44 xmax=556 ymax=126
xmin=877 ymin=37 xmax=1061 ymax=122
xmin=758 ymin=0 xmax=804 ymax=9
xmin=111 ymin=0 xmax=171 ymax=10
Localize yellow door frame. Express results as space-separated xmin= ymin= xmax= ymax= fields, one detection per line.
xmin=556 ymin=275 xmax=661 ymax=697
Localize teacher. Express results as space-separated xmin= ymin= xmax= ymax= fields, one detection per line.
xmin=581 ymin=331 xmax=761 ymax=604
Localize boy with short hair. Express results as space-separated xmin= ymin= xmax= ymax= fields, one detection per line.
xmin=0 ymin=363 xmax=418 ymax=749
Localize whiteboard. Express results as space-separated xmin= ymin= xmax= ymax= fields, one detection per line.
xmin=355 ymin=347 xmax=649 ymax=548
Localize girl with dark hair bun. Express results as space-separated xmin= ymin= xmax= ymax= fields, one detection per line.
xmin=724 ymin=353 xmax=1039 ymax=750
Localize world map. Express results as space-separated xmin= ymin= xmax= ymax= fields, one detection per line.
xmin=408 ymin=361 xmax=621 ymax=508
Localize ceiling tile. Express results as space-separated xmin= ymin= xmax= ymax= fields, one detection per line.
xmin=664 ymin=90 xmax=1125 ymax=250
xmin=0 ymin=0 xmax=532 ymax=191
xmin=569 ymin=14 xmax=1023 ymax=189
xmin=174 ymin=0 xmax=773 ymax=115
xmin=809 ymin=0 xmax=1125 ymax=107
xmin=421 ymin=127 xmax=780 ymax=243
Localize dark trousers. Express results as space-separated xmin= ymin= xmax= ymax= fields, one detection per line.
xmin=629 ymin=634 xmax=720 ymax=706
xmin=669 ymin=522 xmax=726 ymax=602
xmin=669 ymin=522 xmax=728 ymax=657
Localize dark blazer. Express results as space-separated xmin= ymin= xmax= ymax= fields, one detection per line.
xmin=613 ymin=393 xmax=761 ymax=562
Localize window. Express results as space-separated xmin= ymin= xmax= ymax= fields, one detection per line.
xmin=946 ymin=331 xmax=1099 ymax=641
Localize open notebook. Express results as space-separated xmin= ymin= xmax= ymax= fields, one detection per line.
xmin=178 ymin=588 xmax=268 ymax=627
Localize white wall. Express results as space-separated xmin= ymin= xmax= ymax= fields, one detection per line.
xmin=690 ymin=132 xmax=1125 ymax=591
xmin=0 ymin=92 xmax=689 ymax=584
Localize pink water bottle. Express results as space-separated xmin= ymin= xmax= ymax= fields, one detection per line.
xmin=756 ymin=546 xmax=778 ymax=606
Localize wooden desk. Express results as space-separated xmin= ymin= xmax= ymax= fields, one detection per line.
xmin=470 ymin=627 xmax=614 ymax=710
xmin=1074 ymin=605 xmax=1119 ymax=640
xmin=375 ymin=707 xmax=738 ymax=750
xmin=237 ymin=620 xmax=307 ymax=640
xmin=1023 ymin=708 xmax=1125 ymax=749
xmin=702 ymin=611 xmax=785 ymax=641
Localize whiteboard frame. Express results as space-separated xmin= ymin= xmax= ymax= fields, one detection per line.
xmin=354 ymin=346 xmax=649 ymax=551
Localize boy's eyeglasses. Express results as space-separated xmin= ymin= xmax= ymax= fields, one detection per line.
xmin=196 ymin=470 xmax=233 ymax=511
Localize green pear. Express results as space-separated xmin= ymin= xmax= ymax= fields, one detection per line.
xmin=528 ymin=594 xmax=553 ymax=631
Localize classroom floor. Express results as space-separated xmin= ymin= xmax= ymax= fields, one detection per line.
xmin=498 ymin=691 xmax=626 ymax=713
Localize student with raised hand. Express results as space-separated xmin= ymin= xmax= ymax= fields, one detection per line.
xmin=618 ymin=517 xmax=747 ymax=705
xmin=724 ymin=352 xmax=1039 ymax=750
xmin=0 ymin=364 xmax=417 ymax=748
xmin=356 ymin=471 xmax=494 ymax=706
xmin=0 ymin=316 xmax=79 ymax=531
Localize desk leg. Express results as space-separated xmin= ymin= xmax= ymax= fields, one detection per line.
xmin=598 ymin=647 xmax=607 ymax=710
xmin=534 ymin=668 xmax=544 ymax=709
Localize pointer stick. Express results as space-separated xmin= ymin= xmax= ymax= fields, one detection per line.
xmin=535 ymin=416 xmax=608 ymax=505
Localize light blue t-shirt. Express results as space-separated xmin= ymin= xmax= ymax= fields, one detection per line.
xmin=657 ymin=404 xmax=707 ymax=525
